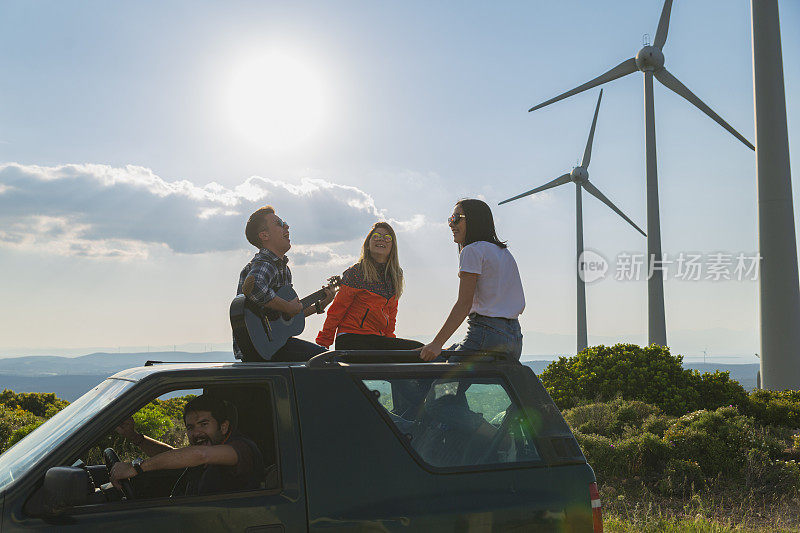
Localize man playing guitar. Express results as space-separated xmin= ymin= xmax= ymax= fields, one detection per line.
xmin=234 ymin=205 xmax=335 ymax=361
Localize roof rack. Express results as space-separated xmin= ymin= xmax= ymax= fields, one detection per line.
xmin=143 ymin=360 xmax=231 ymax=366
xmin=306 ymin=349 xmax=511 ymax=368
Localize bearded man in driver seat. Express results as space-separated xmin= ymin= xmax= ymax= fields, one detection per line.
xmin=110 ymin=394 xmax=264 ymax=496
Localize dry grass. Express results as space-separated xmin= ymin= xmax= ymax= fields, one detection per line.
xmin=600 ymin=478 xmax=800 ymax=532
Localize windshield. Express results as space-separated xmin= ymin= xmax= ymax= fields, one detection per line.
xmin=0 ymin=378 xmax=134 ymax=493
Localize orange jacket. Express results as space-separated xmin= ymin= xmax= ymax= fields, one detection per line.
xmin=316 ymin=284 xmax=398 ymax=348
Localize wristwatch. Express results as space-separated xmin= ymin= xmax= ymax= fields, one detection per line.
xmin=132 ymin=457 xmax=144 ymax=475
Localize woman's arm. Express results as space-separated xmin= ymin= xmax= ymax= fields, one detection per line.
xmin=385 ymin=297 xmax=398 ymax=337
xmin=316 ymin=285 xmax=358 ymax=347
xmin=419 ymin=272 xmax=478 ymax=361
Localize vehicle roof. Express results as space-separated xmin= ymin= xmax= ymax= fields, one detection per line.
xmin=108 ymin=361 xmax=306 ymax=381
xmin=108 ymin=359 xmax=514 ymax=382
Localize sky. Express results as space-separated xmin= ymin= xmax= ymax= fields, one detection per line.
xmin=0 ymin=0 xmax=797 ymax=363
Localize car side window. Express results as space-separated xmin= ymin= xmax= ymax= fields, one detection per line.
xmin=69 ymin=384 xmax=276 ymax=505
xmin=78 ymin=389 xmax=199 ymax=469
xmin=361 ymin=376 xmax=541 ymax=469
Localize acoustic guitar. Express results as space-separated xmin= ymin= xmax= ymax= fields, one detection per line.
xmin=230 ymin=276 xmax=341 ymax=362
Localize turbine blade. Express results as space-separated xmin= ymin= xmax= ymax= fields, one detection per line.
xmin=581 ymin=89 xmax=603 ymax=168
xmin=498 ymin=173 xmax=571 ymax=205
xmin=655 ymin=68 xmax=754 ymax=150
xmin=653 ymin=0 xmax=674 ymax=49
xmin=582 ymin=181 xmax=647 ymax=237
xmin=528 ymin=58 xmax=637 ymax=112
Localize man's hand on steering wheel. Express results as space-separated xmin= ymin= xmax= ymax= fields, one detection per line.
xmin=110 ymin=461 xmax=138 ymax=491
xmin=104 ymin=447 xmax=136 ymax=499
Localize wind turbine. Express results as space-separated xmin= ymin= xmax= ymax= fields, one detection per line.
xmin=751 ymin=0 xmax=800 ymax=390
xmin=528 ymin=0 xmax=754 ymax=347
xmin=500 ymin=89 xmax=646 ymax=353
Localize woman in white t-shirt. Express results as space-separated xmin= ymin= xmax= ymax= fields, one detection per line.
xmin=419 ymin=199 xmax=525 ymax=361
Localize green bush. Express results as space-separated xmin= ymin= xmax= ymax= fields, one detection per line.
xmin=158 ymin=395 xmax=195 ymax=421
xmin=664 ymin=406 xmax=790 ymax=485
xmin=576 ymin=430 xmax=670 ymax=480
xmin=614 ymin=431 xmax=672 ymax=478
xmin=742 ymin=449 xmax=800 ymax=493
xmin=0 ymin=390 xmax=68 ymax=418
xmin=540 ymin=344 xmax=748 ymax=415
xmin=746 ymin=389 xmax=800 ymax=428
xmin=540 ymin=344 xmax=699 ymax=414
xmin=573 ymin=432 xmax=619 ymax=478
xmin=0 ymin=405 xmax=45 ymax=453
xmin=641 ymin=413 xmax=673 ymax=437
xmin=690 ymin=370 xmax=749 ymax=412
xmin=569 ymin=400 xmax=800 ymax=494
xmin=658 ymin=458 xmax=705 ymax=496
xmin=563 ymin=398 xmax=668 ymax=439
xmin=133 ymin=402 xmax=176 ymax=442
xmin=6 ymin=422 xmax=46 ymax=449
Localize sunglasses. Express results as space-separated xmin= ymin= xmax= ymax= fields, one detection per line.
xmin=371 ymin=232 xmax=393 ymax=242
xmin=274 ymin=217 xmax=289 ymax=229
xmin=448 ymin=213 xmax=466 ymax=225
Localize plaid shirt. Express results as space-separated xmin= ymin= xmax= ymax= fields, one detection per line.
xmin=233 ymin=249 xmax=292 ymax=357
xmin=237 ymin=248 xmax=293 ymax=307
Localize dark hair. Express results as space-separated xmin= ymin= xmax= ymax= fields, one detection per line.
xmin=245 ymin=206 xmax=276 ymax=248
xmin=456 ymin=198 xmax=507 ymax=250
xmin=183 ymin=394 xmax=238 ymax=434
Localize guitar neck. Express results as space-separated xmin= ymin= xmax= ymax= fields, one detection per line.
xmin=300 ymin=288 xmax=329 ymax=309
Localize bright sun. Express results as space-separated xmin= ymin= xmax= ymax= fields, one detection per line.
xmin=226 ymin=51 xmax=326 ymax=151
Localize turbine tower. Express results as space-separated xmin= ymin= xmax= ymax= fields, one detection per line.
xmin=500 ymin=89 xmax=646 ymax=353
xmin=751 ymin=0 xmax=800 ymax=390
xmin=527 ymin=0 xmax=754 ymax=347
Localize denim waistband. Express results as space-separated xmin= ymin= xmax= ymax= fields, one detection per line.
xmin=469 ymin=312 xmax=517 ymax=322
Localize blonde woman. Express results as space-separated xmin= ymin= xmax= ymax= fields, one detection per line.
xmin=316 ymin=222 xmax=422 ymax=350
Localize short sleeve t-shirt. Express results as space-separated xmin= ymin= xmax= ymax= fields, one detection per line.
xmin=183 ymin=433 xmax=265 ymax=496
xmin=458 ymin=241 xmax=525 ymax=319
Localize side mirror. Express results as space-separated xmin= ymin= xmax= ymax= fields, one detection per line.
xmin=41 ymin=466 xmax=90 ymax=515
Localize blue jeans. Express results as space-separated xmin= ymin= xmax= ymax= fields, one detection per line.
xmin=449 ymin=314 xmax=523 ymax=360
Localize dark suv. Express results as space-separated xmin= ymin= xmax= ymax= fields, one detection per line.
xmin=0 ymin=351 xmax=602 ymax=532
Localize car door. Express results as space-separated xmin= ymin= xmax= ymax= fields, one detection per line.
xmin=292 ymin=361 xmax=592 ymax=532
xmin=2 ymin=366 xmax=307 ymax=533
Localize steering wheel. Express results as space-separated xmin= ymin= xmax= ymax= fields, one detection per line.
xmin=103 ymin=447 xmax=136 ymax=500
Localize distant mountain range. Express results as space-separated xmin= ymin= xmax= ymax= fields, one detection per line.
xmin=0 ymin=351 xmax=231 ymax=401
xmin=0 ymin=351 xmax=760 ymax=402
xmin=0 ymin=351 xmax=231 ymax=376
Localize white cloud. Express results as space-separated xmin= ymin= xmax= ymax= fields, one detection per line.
xmin=389 ymin=214 xmax=426 ymax=232
xmin=0 ymin=163 xmax=425 ymax=258
xmin=290 ymin=244 xmax=358 ymax=267
xmin=0 ymin=215 xmax=151 ymax=259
